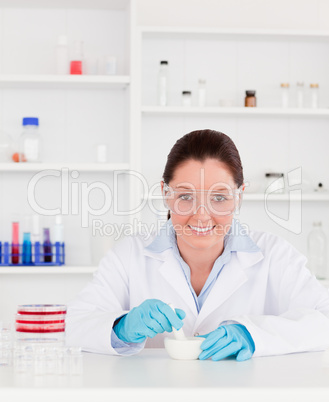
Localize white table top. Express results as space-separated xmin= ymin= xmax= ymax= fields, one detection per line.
xmin=1 ymin=348 xmax=329 ymax=402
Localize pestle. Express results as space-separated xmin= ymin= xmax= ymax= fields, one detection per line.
xmin=168 ymin=303 xmax=187 ymax=340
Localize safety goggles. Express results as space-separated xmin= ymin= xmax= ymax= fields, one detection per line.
xmin=162 ymin=183 xmax=243 ymax=216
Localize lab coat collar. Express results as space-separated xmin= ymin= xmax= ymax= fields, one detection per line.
xmin=144 ymin=219 xmax=173 ymax=255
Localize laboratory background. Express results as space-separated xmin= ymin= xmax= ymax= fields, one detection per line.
xmin=0 ymin=0 xmax=328 ymax=325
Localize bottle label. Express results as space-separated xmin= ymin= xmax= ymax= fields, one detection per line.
xmin=24 ymin=138 xmax=39 ymax=161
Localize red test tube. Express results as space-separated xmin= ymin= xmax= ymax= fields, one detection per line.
xmin=12 ymin=222 xmax=19 ymax=264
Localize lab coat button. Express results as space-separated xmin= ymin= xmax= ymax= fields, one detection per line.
xmin=194 ymin=332 xmax=199 ymax=336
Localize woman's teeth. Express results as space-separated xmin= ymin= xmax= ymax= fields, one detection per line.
xmin=189 ymin=225 xmax=214 ymax=233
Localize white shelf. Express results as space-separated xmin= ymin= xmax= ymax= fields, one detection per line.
xmin=0 ymin=75 xmax=130 ymax=89
xmin=143 ymin=193 xmax=329 ymax=202
xmin=141 ymin=26 xmax=329 ymax=40
xmin=0 ymin=163 xmax=130 ymax=172
xmin=243 ymin=193 xmax=329 ymax=201
xmin=0 ymin=265 xmax=97 ymax=274
xmin=141 ymin=106 xmax=329 ymax=117
xmin=0 ymin=0 xmax=130 ymax=10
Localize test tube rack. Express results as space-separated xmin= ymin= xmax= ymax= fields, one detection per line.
xmin=0 ymin=242 xmax=65 ymax=266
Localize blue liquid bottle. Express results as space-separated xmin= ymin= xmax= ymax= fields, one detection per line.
xmin=22 ymin=232 xmax=32 ymax=264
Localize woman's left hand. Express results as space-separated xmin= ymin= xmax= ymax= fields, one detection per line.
xmin=198 ymin=324 xmax=255 ymax=361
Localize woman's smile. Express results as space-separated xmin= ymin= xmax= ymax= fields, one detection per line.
xmin=188 ymin=224 xmax=216 ymax=235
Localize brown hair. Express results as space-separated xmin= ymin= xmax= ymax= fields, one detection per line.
xmin=162 ymin=129 xmax=244 ymax=219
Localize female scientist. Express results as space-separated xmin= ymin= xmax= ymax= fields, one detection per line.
xmin=66 ymin=129 xmax=329 ymax=361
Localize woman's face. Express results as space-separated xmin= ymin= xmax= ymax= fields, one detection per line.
xmin=162 ymin=158 xmax=241 ymax=252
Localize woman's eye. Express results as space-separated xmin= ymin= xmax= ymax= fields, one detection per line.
xmin=212 ymin=194 xmax=226 ymax=202
xmin=178 ymin=193 xmax=193 ymax=201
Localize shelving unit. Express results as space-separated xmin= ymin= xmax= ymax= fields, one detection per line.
xmin=243 ymin=193 xmax=329 ymax=201
xmin=143 ymin=193 xmax=329 ymax=201
xmin=0 ymin=163 xmax=130 ymax=172
xmin=140 ymin=26 xmax=329 ymax=39
xmin=141 ymin=106 xmax=329 ymax=117
xmin=0 ymin=0 xmax=136 ymax=322
xmin=0 ymin=74 xmax=130 ymax=89
xmin=0 ymin=265 xmax=97 ymax=274
xmin=136 ymin=22 xmax=329 ymax=276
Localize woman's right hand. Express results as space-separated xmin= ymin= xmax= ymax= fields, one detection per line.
xmin=113 ymin=299 xmax=186 ymax=343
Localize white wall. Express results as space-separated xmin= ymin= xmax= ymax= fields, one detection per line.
xmin=137 ymin=0 xmax=329 ymax=30
xmin=137 ymin=0 xmax=329 ymax=259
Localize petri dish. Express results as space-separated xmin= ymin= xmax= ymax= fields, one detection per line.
xmin=17 ymin=304 xmax=67 ymax=315
xmin=15 ymin=314 xmax=66 ymax=325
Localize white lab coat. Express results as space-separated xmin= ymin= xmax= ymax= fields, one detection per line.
xmin=65 ymin=229 xmax=329 ymax=357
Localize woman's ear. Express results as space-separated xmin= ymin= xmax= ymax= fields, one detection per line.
xmin=161 ymin=180 xmax=164 ymax=193
xmin=242 ymin=181 xmax=250 ymax=192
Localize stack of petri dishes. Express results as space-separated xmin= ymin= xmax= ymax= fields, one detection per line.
xmin=15 ymin=304 xmax=66 ymax=343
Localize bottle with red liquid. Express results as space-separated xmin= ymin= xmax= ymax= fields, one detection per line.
xmin=11 ymin=222 xmax=19 ymax=264
xmin=70 ymin=41 xmax=83 ymax=75
xmin=43 ymin=228 xmax=52 ymax=263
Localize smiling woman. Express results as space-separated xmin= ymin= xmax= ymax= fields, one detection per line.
xmin=66 ymin=129 xmax=329 ymax=362
xmin=160 ymin=131 xmax=245 ymax=297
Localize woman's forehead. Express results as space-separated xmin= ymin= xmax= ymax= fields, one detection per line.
xmin=171 ymin=158 xmax=235 ymax=187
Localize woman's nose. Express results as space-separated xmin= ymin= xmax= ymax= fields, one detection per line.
xmin=193 ymin=204 xmax=211 ymax=217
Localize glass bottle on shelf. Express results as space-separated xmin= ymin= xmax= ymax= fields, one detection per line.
xmin=197 ymin=79 xmax=206 ymax=107
xmin=157 ymin=61 xmax=169 ymax=106
xmin=19 ymin=117 xmax=41 ymax=162
xmin=307 ymin=221 xmax=327 ymax=279
xmin=70 ymin=40 xmax=84 ymax=75
xmin=182 ymin=91 xmax=192 ymax=106
xmin=296 ymin=82 xmax=304 ymax=108
xmin=56 ymin=35 xmax=69 ymax=75
xmin=280 ymin=83 xmax=289 ymax=108
xmin=264 ymin=173 xmax=285 ymax=194
xmin=245 ymin=90 xmax=256 ymax=107
xmin=310 ymin=83 xmax=319 ymax=108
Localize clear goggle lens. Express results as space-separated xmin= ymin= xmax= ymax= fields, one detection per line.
xmin=163 ymin=183 xmax=242 ymax=216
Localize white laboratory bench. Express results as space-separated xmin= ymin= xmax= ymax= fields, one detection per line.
xmin=1 ymin=348 xmax=329 ymax=402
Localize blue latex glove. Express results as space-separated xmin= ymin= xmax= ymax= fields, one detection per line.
xmin=113 ymin=299 xmax=186 ymax=343
xmin=199 ymin=324 xmax=255 ymax=362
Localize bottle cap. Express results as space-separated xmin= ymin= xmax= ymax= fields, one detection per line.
xmin=22 ymin=117 xmax=39 ymax=126
xmin=182 ymin=91 xmax=192 ymax=95
xmin=280 ymin=83 xmax=290 ymax=88
xmin=57 ymin=35 xmax=68 ymax=46
xmin=246 ymin=90 xmax=256 ymax=96
xmin=160 ymin=60 xmax=168 ymax=65
xmin=297 ymin=82 xmax=304 ymax=87
xmin=265 ymin=173 xmax=284 ymax=178
xmin=310 ymin=83 xmax=319 ymax=88
xmin=198 ymin=79 xmax=206 ymax=84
